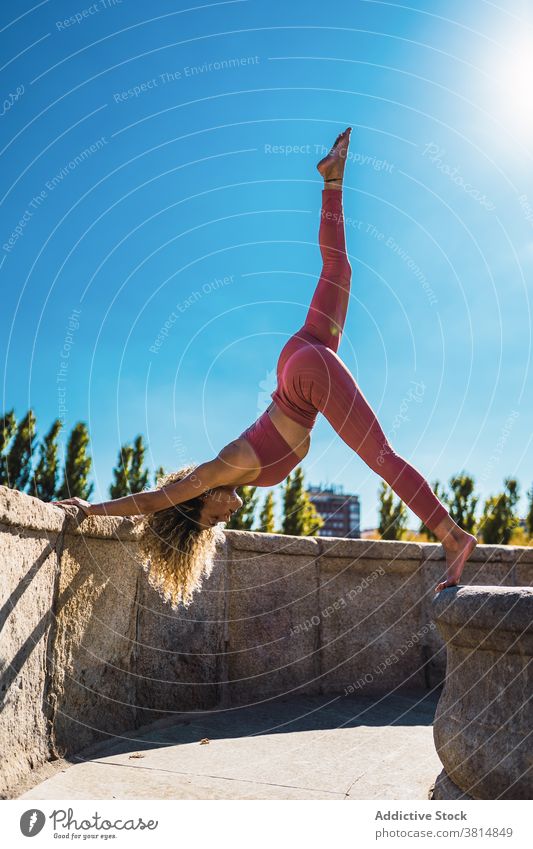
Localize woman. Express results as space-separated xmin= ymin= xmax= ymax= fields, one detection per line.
xmin=53 ymin=128 xmax=477 ymax=606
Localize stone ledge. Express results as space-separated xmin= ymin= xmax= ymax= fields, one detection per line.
xmin=432 ymin=585 xmax=533 ymax=634
xmin=0 ymin=486 xmax=142 ymax=540
xmin=63 ymin=513 xmax=142 ymax=540
xmin=226 ymin=531 xmax=426 ymax=560
xmin=421 ymin=542 xmax=528 ymax=562
xmin=320 ymin=537 xmax=423 ymax=560
xmin=0 ymin=486 xmax=64 ymax=534
xmin=225 ymin=529 xmax=319 ymax=554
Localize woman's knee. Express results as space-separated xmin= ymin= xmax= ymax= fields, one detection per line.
xmin=374 ymin=439 xmax=403 ymax=474
xmin=323 ymin=258 xmax=351 ymax=282
xmin=340 ymin=258 xmax=352 ymax=281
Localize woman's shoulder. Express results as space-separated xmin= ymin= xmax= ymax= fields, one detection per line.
xmin=217 ymin=436 xmax=261 ymax=485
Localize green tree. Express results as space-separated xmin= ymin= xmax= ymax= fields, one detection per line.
xmin=479 ymin=478 xmax=520 ymax=545
xmin=258 ymin=491 xmax=276 ymax=533
xmin=109 ymin=444 xmax=134 ymax=498
xmin=301 ymin=494 xmax=324 ymax=537
xmin=32 ymin=419 xmax=62 ymax=500
xmin=378 ymin=481 xmax=408 ymax=540
xmin=419 ymin=480 xmax=448 ymax=541
xmin=57 ymin=422 xmax=93 ymax=500
xmin=109 ymin=435 xmax=150 ymax=498
xmin=227 ymin=485 xmax=258 ymax=529
xmin=0 ymin=410 xmax=17 ymax=485
xmin=5 ymin=410 xmax=37 ymax=491
xmin=281 ymin=467 xmax=323 ymax=537
xmin=447 ymin=472 xmax=478 ymax=533
xmin=130 ymin=434 xmax=150 ymax=492
xmin=526 ymin=484 xmax=533 ymax=539
xmin=153 ymin=466 xmax=165 ymax=487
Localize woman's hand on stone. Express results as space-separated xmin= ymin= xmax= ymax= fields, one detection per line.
xmin=51 ymin=497 xmax=91 ymax=517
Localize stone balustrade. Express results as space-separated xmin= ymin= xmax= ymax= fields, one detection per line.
xmin=431 ymin=586 xmax=533 ymax=800
xmin=1 ymin=485 xmax=531 ymax=798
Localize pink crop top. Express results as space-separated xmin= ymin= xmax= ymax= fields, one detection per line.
xmin=237 ymin=409 xmax=302 ymax=486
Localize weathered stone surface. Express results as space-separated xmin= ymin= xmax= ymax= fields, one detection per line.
xmin=514 ymin=546 xmax=533 ymax=563
xmin=320 ymin=537 xmax=423 ymax=562
xmin=0 ymin=484 xmax=141 ymax=540
xmin=226 ymin=529 xmax=319 ymax=555
xmin=0 ymin=523 xmax=59 ymax=799
xmin=135 ymin=536 xmax=228 ymax=718
xmin=423 ymin=542 xmax=521 ymax=563
xmin=49 ymin=535 xmax=140 ymax=756
xmin=318 ymin=555 xmax=431 ymax=694
xmin=20 ymin=692 xmax=441 ymax=800
xmin=421 ymin=543 xmax=523 ymax=589
xmin=2 ymin=485 xmax=532 ymax=799
xmin=515 ymin=546 xmax=533 ymax=587
xmin=430 ymin=768 xmax=473 ymax=800
xmin=422 ymin=543 xmax=533 ymax=586
xmin=225 ymin=538 xmax=320 ymax=704
xmin=0 ymin=485 xmax=64 ymax=533
xmin=419 ymin=545 xmax=533 ymax=684
xmin=431 ymin=586 xmax=533 ymax=799
xmin=62 ymin=513 xmax=141 ymax=540
xmin=417 ymin=564 xmax=450 ymax=687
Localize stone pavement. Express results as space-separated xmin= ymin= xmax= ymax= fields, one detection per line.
xmin=20 ymin=691 xmax=441 ymax=800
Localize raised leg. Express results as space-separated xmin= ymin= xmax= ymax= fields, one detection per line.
xmin=304 ymin=346 xmax=449 ymax=530
xmin=290 ymin=342 xmax=477 ymax=586
xmin=302 ymin=188 xmax=352 ymax=352
xmin=296 ymin=128 xmax=352 ymax=352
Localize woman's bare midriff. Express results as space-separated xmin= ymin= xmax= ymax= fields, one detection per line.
xmin=266 ymin=401 xmax=312 ymax=459
xmin=231 ymin=402 xmax=312 ymax=485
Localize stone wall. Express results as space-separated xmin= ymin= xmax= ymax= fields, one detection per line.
xmin=1 ymin=485 xmax=531 ymax=798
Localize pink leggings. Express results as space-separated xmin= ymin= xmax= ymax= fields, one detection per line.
xmin=272 ymin=188 xmax=449 ymax=533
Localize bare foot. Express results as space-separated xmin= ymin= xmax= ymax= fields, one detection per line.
xmin=317 ymin=127 xmax=352 ymax=185
xmin=434 ymin=529 xmax=477 ymax=593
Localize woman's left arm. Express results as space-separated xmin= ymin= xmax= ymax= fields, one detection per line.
xmin=52 ymin=490 xmax=162 ymax=517
xmin=51 ymin=450 xmax=243 ymax=518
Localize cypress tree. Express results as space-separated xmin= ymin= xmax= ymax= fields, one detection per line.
xmin=447 ymin=472 xmax=478 ymax=533
xmin=282 ymin=472 xmax=297 ymax=535
xmin=153 ymin=466 xmax=165 ymax=487
xmin=419 ymin=480 xmax=448 ymax=541
xmin=0 ymin=410 xmax=17 ymax=486
xmin=109 ymin=444 xmax=134 ymax=498
xmin=129 ymin=434 xmax=150 ymax=492
xmin=301 ymin=493 xmax=324 ymax=536
xmin=33 ymin=419 xmax=62 ymax=500
xmin=6 ymin=410 xmax=37 ymax=491
xmin=259 ymin=491 xmax=276 ymax=533
xmin=281 ymin=467 xmax=323 ymax=536
xmin=57 ymin=422 xmax=93 ymax=500
xmin=378 ymin=481 xmax=408 ymax=540
xmin=526 ymin=484 xmax=533 ymax=539
xmin=479 ymin=478 xmax=520 ymax=545
xmin=109 ymin=435 xmax=150 ymax=498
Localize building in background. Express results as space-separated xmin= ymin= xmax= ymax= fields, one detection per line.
xmin=307 ymin=483 xmax=360 ymax=538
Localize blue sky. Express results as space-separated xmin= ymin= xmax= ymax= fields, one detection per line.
xmin=1 ymin=0 xmax=532 ymax=528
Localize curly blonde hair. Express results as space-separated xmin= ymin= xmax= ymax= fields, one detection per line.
xmin=137 ymin=464 xmax=225 ymax=609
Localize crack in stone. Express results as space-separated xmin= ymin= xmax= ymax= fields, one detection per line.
xmin=87 ymin=757 xmax=344 ymax=796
